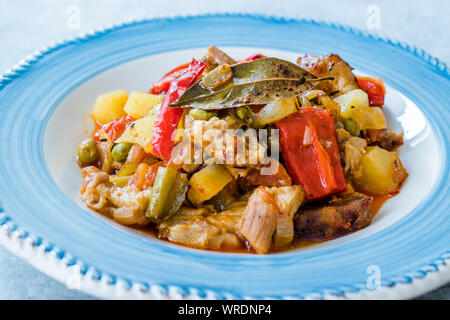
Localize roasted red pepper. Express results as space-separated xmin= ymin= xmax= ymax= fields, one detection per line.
xmin=93 ymin=115 xmax=134 ymax=143
xmin=239 ymin=53 xmax=267 ymax=63
xmin=276 ymin=108 xmax=346 ymax=200
xmin=151 ymin=59 xmax=206 ymax=160
xmin=357 ymin=76 xmax=386 ymax=107
xmin=149 ymin=62 xmax=191 ymax=95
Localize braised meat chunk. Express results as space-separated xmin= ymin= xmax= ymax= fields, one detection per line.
xmin=297 ymin=54 xmax=359 ymax=96
xmin=200 ymin=45 xmax=237 ymax=72
xmin=158 ymin=207 xmax=243 ymax=250
xmin=294 ymin=193 xmax=373 ymax=241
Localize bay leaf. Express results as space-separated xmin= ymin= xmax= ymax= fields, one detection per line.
xmin=170 ymin=57 xmax=327 ymax=109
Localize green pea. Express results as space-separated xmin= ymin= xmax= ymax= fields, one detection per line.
xmin=189 ymin=108 xmax=215 ymax=120
xmin=111 ymin=143 xmax=132 ymax=162
xmin=235 ymin=107 xmax=249 ymax=120
xmin=343 ymin=118 xmax=360 ymax=136
xmin=77 ymin=138 xmax=99 ymax=165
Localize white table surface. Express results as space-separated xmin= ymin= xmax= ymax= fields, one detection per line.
xmin=0 ymin=0 xmax=448 ymax=299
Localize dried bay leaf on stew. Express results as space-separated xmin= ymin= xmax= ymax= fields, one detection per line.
xmin=170 ymin=57 xmax=328 ymax=109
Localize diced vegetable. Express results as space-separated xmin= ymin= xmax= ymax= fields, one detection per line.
xmin=77 ymin=138 xmax=98 ymax=165
xmin=333 ymin=89 xmax=369 ymax=118
xmin=109 ymin=175 xmax=132 ymax=187
xmin=143 ymin=161 xmax=165 ymax=188
xmin=116 ymin=162 xmax=139 ymax=177
xmin=351 ymin=106 xmax=386 ymax=130
xmin=235 ymin=106 xmax=251 ymax=121
xmin=93 ymin=115 xmax=134 ymax=143
xmin=208 ymin=186 xmax=236 ymax=211
xmin=123 ymin=92 xmax=163 ymax=119
xmin=238 ymin=53 xmax=267 ymax=63
xmin=343 ymin=136 xmax=367 ymax=179
xmin=343 ymin=118 xmax=360 ymax=136
xmin=115 ymin=104 xmax=161 ymax=153
xmin=187 ymin=164 xmax=233 ymax=205
xmin=128 ymin=163 xmax=149 ymax=190
xmin=97 ymin=141 xmax=113 ymax=173
xmin=200 ymin=64 xmax=233 ymax=90
xmin=274 ymin=214 xmax=294 ymax=247
xmin=189 ymin=108 xmax=215 ymax=120
xmin=151 ymin=59 xmax=206 ymax=160
xmin=126 ymin=144 xmax=147 ymax=163
xmin=91 ymin=89 xmax=128 ymax=124
xmin=276 ymin=108 xmax=346 ymax=200
xmin=255 ymin=98 xmax=298 ymax=125
xmin=354 ymin=146 xmax=407 ymax=194
xmin=146 ymin=166 xmax=180 ymax=221
xmin=357 ymin=76 xmax=386 ymax=107
xmin=111 ymin=143 xmax=132 ymax=162
xmin=165 ymin=173 xmax=189 ymax=219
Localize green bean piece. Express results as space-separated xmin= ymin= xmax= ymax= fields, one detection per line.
xmin=77 ymin=138 xmax=99 ymax=165
xmin=165 ymin=173 xmax=188 ymax=219
xmin=189 ymin=108 xmax=215 ymax=120
xmin=146 ymin=166 xmax=179 ymax=221
xmin=343 ymin=118 xmax=361 ymax=136
xmin=111 ymin=143 xmax=132 ymax=162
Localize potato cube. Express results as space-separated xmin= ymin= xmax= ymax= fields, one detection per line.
xmin=187 ymin=164 xmax=233 ymax=205
xmin=352 ymin=106 xmax=387 ymax=130
xmin=115 ymin=104 xmax=161 ymax=153
xmin=91 ymin=89 xmax=128 ymax=124
xmin=124 ymin=92 xmax=163 ymax=119
xmin=354 ymin=146 xmax=407 ymax=195
xmin=334 ymin=89 xmax=369 ymax=118
xmin=255 ymin=98 xmax=298 ymax=125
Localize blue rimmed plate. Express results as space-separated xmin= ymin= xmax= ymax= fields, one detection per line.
xmin=0 ymin=14 xmax=449 ymax=299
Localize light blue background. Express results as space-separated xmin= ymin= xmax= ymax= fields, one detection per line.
xmin=0 ymin=0 xmax=448 ymax=300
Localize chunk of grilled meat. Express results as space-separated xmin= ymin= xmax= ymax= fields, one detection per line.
xmin=294 ymin=192 xmax=373 ymax=241
xmin=200 ymin=45 xmax=236 ymax=72
xmin=366 ymin=128 xmax=404 ymax=151
xmin=297 ymin=54 xmax=359 ymax=97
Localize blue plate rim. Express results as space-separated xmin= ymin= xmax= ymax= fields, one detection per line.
xmin=0 ymin=13 xmax=449 ymax=299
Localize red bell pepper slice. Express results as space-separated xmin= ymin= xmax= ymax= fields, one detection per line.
xmin=151 ymin=59 xmax=206 ymax=160
xmin=93 ymin=115 xmax=134 ymax=143
xmin=149 ymin=62 xmax=191 ymax=95
xmin=357 ymin=76 xmax=386 ymax=107
xmin=276 ymin=108 xmax=346 ymax=200
xmin=238 ymin=53 xmax=267 ymax=63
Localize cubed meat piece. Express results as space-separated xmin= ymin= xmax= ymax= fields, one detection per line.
xmin=200 ymin=45 xmax=236 ymax=72
xmin=157 ymin=207 xmax=244 ymax=250
xmin=238 ymin=186 xmax=305 ymax=253
xmin=81 ymin=166 xmax=151 ymax=226
xmin=297 ymin=54 xmax=359 ymax=97
xmin=294 ymin=193 xmax=373 ymax=240
xmin=238 ymin=187 xmax=278 ymax=254
xmin=366 ymin=128 xmax=404 ymax=151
